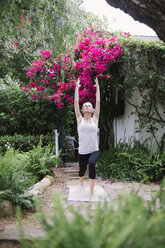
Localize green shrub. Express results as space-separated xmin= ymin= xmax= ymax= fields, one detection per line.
xmin=0 ymin=137 xmax=60 ymax=209
xmin=23 ymin=137 xmax=61 ymax=180
xmin=97 ymin=140 xmax=165 ymax=182
xmin=19 ymin=180 xmax=165 ymax=248
xmin=0 ymin=85 xmax=74 ymax=138
xmin=0 ymin=148 xmax=36 ymax=209
xmin=0 ymin=133 xmax=54 ymax=154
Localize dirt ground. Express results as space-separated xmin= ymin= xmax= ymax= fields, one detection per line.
xmin=0 ymin=166 xmax=161 ymax=248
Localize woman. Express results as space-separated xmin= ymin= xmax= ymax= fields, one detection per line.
xmin=74 ymin=77 xmax=100 ymax=194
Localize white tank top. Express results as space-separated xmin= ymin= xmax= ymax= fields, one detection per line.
xmin=78 ymin=118 xmax=99 ymax=154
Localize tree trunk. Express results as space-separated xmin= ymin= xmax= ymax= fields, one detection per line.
xmin=105 ymin=0 xmax=165 ymax=42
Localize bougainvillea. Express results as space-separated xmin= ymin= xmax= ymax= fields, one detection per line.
xmin=21 ymin=25 xmax=125 ymax=108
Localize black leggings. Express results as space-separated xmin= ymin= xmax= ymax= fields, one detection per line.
xmin=78 ymin=151 xmax=100 ymax=179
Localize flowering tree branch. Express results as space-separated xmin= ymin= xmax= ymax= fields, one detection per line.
xmin=21 ymin=25 xmax=125 ymax=108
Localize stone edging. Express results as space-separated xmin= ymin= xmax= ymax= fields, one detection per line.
xmin=27 ymin=175 xmax=55 ymax=196
xmin=0 ymin=175 xmax=55 ymax=218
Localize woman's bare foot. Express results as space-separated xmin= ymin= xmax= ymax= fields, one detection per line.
xmin=89 ymin=178 xmax=95 ymax=194
xmin=89 ymin=189 xmax=94 ymax=197
xmin=79 ymin=177 xmax=84 ymax=187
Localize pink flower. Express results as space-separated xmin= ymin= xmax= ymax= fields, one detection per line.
xmin=49 ymin=72 xmax=55 ymax=79
xmin=36 ymin=85 xmax=44 ymax=92
xmin=124 ymin=32 xmax=130 ymax=36
xmin=40 ymin=50 xmax=51 ymax=60
xmin=14 ymin=42 xmax=18 ymax=47
xmin=109 ymin=36 xmax=117 ymax=43
xmin=29 ymin=82 xmax=36 ymax=88
xmin=32 ymin=93 xmax=37 ymax=100
xmin=27 ymin=16 xmax=32 ymax=24
xmin=21 ymin=85 xmax=27 ymax=91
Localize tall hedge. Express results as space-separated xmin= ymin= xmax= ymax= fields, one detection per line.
xmin=0 ymin=85 xmax=74 ymax=137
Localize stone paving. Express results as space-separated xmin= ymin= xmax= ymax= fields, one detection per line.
xmin=0 ymin=224 xmax=45 ymax=240
xmin=0 ymin=162 xmax=161 ymax=246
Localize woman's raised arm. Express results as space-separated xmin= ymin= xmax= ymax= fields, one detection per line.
xmin=93 ymin=77 xmax=100 ymax=125
xmin=74 ymin=78 xmax=82 ymax=124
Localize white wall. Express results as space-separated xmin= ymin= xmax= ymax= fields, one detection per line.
xmin=113 ymin=90 xmax=165 ymax=151
xmin=114 ymin=90 xmax=139 ymax=146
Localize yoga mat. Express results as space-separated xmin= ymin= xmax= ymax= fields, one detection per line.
xmin=67 ymin=185 xmax=110 ymax=202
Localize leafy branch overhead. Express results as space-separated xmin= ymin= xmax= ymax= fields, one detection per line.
xmin=0 ymin=0 xmax=108 ymax=80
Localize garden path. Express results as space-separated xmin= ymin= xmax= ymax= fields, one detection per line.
xmin=0 ymin=162 xmax=160 ymax=248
